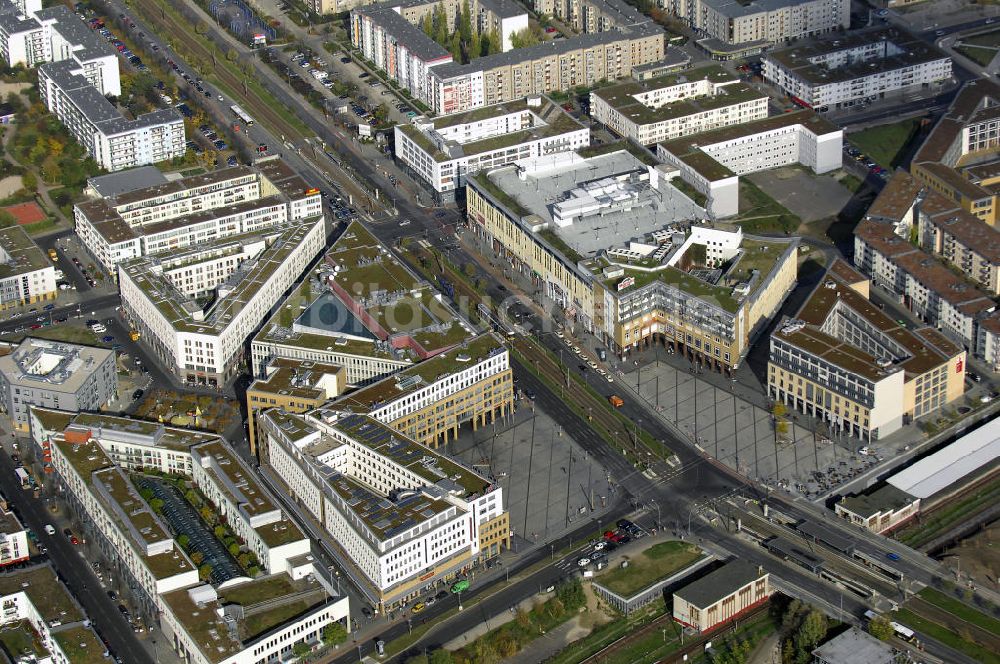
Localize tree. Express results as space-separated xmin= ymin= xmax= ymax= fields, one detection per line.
xmin=867 ymin=614 xmax=894 ymax=641
xmin=0 ymin=210 xmax=16 ymax=229
xmin=149 ymin=498 xmax=165 ymax=514
xmin=198 ymin=563 xmax=213 ymax=581
xmin=195 ymin=21 xmax=207 ymax=35
xmin=459 ymin=0 xmax=472 ymax=43
xmin=177 ymin=534 xmax=190 ymax=549
xmin=469 ymin=32 xmax=481 ymax=60
xmin=449 ymin=31 xmax=462 ymax=61
xmin=421 ymin=12 xmax=433 ymax=37
xmin=432 ymin=3 xmax=448 ymax=46
xmin=510 ymin=25 xmax=542 ymax=49
xmin=428 ymin=651 xmax=453 ymax=664
xmin=322 ymin=622 xmax=348 ymax=645
xmin=462 ymin=262 xmax=476 ymax=277
xmin=139 ymin=487 xmax=155 ymax=501
xmin=226 ymin=48 xmax=239 ymax=62
xmin=484 ymin=29 xmax=502 ymax=55
xmin=190 ymin=551 xmax=204 ymax=565
xmin=292 ymin=641 xmax=311 ymax=657
xmin=405 ymin=656 xmax=429 ymax=664
xmin=556 ymin=578 xmax=585 ymax=611
xmin=793 ymin=609 xmax=828 ymax=661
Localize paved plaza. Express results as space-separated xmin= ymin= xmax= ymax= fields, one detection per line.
xmin=446 ymin=401 xmax=614 ymax=545
xmin=626 ymin=360 xmax=890 ymax=499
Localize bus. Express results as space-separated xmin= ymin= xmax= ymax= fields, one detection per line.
xmin=864 ymin=610 xmax=916 ymax=642
xmin=230 ymin=104 xmax=254 ymax=126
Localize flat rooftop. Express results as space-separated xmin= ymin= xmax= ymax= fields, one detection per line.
xmin=71 ymin=411 xmax=220 ymax=451
xmin=0 ymin=225 xmax=51 ymax=279
xmin=334 ymin=333 xmax=505 ymax=415
xmin=192 ymin=440 xmax=304 ymax=548
xmin=659 ymin=110 xmax=839 ymax=181
xmin=765 ymin=27 xmax=948 ymax=86
xmin=0 ymin=564 xmax=83 ymax=624
xmin=476 ymin=150 xmax=701 ymax=257
xmin=249 ymin=358 xmax=342 ymax=402
xmin=120 ymin=218 xmax=323 ymax=335
xmin=0 ymin=337 xmax=113 ymax=394
xmin=52 ymin=438 xmax=194 ymax=580
xmin=162 ymin=574 xmax=329 ymax=663
xmin=812 ymin=627 xmax=897 ymax=664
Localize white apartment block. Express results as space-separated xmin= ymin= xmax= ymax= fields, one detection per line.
xmin=38 ymin=59 xmax=183 ymax=172
xmin=260 ymin=409 xmax=508 ymax=609
xmin=119 ymin=217 xmax=325 ymax=386
xmin=0 ymin=563 xmax=109 ymax=664
xmin=36 ymin=411 xmax=349 ymax=664
xmin=74 ymin=158 xmax=321 ymax=273
xmin=395 ymin=95 xmax=588 ymax=200
xmin=0 ymin=225 xmax=57 ymax=311
xmin=0 ymin=493 xmax=28 ymax=567
xmin=49 ymin=431 xmax=200 ymax=617
xmin=657 ymin=110 xmax=842 ymax=217
xmin=590 ymin=65 xmax=769 ymax=145
xmin=191 ymin=440 xmax=311 ymax=575
xmin=0 ymin=0 xmax=120 ymax=96
xmin=763 ymin=28 xmax=951 ymax=109
xmin=664 ymin=0 xmax=850 ymax=46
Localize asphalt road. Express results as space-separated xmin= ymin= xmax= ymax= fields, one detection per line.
xmin=0 ymin=452 xmax=153 ymax=664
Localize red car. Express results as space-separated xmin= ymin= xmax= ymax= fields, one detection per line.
xmin=545 ymin=26 xmax=557 ymax=33
xmin=603 ymin=530 xmax=624 ymax=543
xmin=30 ymin=324 xmax=41 ymax=330
xmin=70 ymin=536 xmax=79 ymax=545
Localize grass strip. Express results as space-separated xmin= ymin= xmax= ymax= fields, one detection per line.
xmin=916 ymin=587 xmax=1000 ymax=637
xmin=893 ymin=607 xmax=1000 ymax=664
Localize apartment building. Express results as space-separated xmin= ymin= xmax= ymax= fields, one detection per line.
xmin=656 ymin=110 xmax=842 ymax=217
xmin=768 ymin=260 xmax=966 ymax=441
xmin=0 ymin=563 xmax=109 ymax=663
xmin=0 ymin=0 xmax=120 ymax=95
xmin=0 ymin=493 xmax=28 ymax=567
xmin=427 ymin=27 xmax=665 ymax=115
xmin=119 ymin=218 xmax=325 ymax=386
xmin=763 ymin=27 xmax=951 ymax=109
xmin=0 ymin=225 xmax=57 ymax=311
xmin=49 ymin=431 xmax=200 ymax=617
xmin=38 ymin=60 xmax=183 ymax=172
xmin=74 ymin=158 xmax=322 ymax=273
xmin=0 ymin=338 xmax=117 ymax=432
xmin=915 ymin=183 xmax=1000 ymax=294
xmin=259 ymin=408 xmax=509 ymax=609
xmin=911 ymin=79 xmax=1000 ymax=226
xmin=352 ymin=0 xmax=663 ymax=114
xmin=40 ymin=412 xmax=349 ymax=664
xmin=252 ymin=220 xmax=475 ymax=385
xmin=335 ymin=332 xmax=513 ymax=447
xmin=663 ymin=0 xmax=850 ymax=47
xmin=247 ymin=357 xmax=345 ymax=458
xmin=394 ymin=95 xmax=589 ymax=201
xmin=534 ymin=0 xmax=645 ymax=35
xmin=590 ymin=65 xmax=768 ymax=145
xmin=672 ymin=561 xmax=771 ymax=633
xmin=467 ymin=149 xmax=799 ymax=370
xmin=855 ymin=172 xmax=1000 ymax=371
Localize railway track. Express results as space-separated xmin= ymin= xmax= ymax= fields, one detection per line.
xmin=130 ymin=0 xmax=307 ymax=145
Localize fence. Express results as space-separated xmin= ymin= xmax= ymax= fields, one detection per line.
xmin=591 ymin=554 xmax=715 ymax=616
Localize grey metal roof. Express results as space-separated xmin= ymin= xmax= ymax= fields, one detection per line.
xmin=87 ymin=167 xmax=169 ymax=198
xmin=701 ymin=0 xmax=824 ymax=19
xmin=673 ymin=560 xmax=765 ymax=609
xmin=812 ymin=628 xmax=896 ymax=664
xmin=41 ymin=60 xmax=182 ymax=135
xmin=34 ymin=4 xmax=111 ymax=63
xmin=355 ymin=5 xmax=450 ymax=62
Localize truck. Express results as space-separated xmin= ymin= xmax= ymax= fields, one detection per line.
xmin=129 ymin=330 xmax=140 ymax=341
xmin=609 ymin=395 xmax=624 ymax=408
xmin=47 ymin=248 xmax=58 ymax=262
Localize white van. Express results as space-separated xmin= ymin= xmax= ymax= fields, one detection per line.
xmin=91 ymin=324 xmax=107 ymax=334
xmin=44 ymin=524 xmax=55 ymax=535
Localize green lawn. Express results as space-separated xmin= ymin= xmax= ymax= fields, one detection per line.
xmin=917 ymin=587 xmax=1000 ymax=636
xmin=848 ymin=119 xmax=921 ymax=169
xmin=961 ymin=29 xmax=1000 ymax=48
xmin=595 ymin=541 xmax=703 ymax=597
xmin=670 ymin=177 xmax=708 ymax=207
xmin=893 ymin=607 xmax=1000 ymax=664
xmin=729 ymin=179 xmax=800 ymax=234
xmin=956 ymin=45 xmax=997 ymax=67
xmin=0 ymin=325 xmax=111 ymax=348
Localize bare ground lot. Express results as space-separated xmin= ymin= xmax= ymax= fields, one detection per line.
xmin=747 ymin=167 xmax=853 ymax=224
xmin=940 ymin=519 xmax=1000 ymax=591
